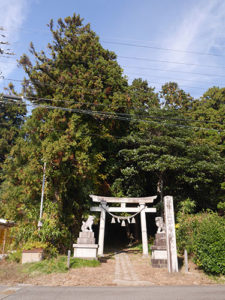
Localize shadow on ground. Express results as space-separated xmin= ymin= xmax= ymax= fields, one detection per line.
xmin=99 ymin=242 xmax=142 ymax=263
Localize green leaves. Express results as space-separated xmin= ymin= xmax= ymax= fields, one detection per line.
xmin=193 ymin=213 xmax=225 ymax=275
xmin=176 ymin=212 xmax=225 ymax=275
xmin=1 ymin=13 xmax=225 ymax=255
xmin=110 ymin=81 xmax=225 ymax=211
xmin=0 ymin=94 xmax=26 ymax=172
xmin=0 ymin=13 xmax=130 ymax=250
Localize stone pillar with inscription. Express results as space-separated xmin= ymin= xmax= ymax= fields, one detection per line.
xmin=164 ymin=196 xmax=178 ymax=273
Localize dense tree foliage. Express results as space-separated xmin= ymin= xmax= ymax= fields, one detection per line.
xmin=111 ymin=81 xmax=225 ymax=211
xmin=0 ymin=14 xmax=129 ymax=250
xmin=0 ymin=14 xmax=224 ymax=254
xmin=0 ymin=89 xmax=26 ymax=180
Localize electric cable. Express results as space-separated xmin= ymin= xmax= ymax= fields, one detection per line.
xmin=0 ymin=97 xmax=224 ymax=133
xmin=118 ymin=55 xmax=225 ymax=70
xmin=101 ymin=40 xmax=224 ymax=57
xmin=1 ymin=95 xmax=223 ymax=125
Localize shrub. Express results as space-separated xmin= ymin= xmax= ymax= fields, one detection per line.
xmin=23 ymin=241 xmax=58 ymax=259
xmin=7 ymin=250 xmax=22 ymax=263
xmin=176 ymin=214 xmax=202 ymax=254
xmin=8 ymin=210 xmax=71 ymax=254
xmin=176 ymin=211 xmax=225 ymax=275
xmin=193 ymin=213 xmax=225 ymax=275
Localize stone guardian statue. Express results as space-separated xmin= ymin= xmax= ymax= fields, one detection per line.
xmin=81 ymin=215 xmax=95 ymax=232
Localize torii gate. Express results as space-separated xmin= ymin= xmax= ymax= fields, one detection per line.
xmin=90 ymin=195 xmax=157 ymax=256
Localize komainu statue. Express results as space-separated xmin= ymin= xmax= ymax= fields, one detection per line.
xmin=155 ymin=216 xmax=165 ymax=233
xmin=81 ymin=215 xmax=95 ymax=232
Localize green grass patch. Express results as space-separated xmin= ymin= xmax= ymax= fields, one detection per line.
xmin=128 ymin=242 xmax=152 ymax=254
xmin=70 ymin=257 xmax=100 ymax=268
xmin=22 ymin=255 xmax=100 ymax=275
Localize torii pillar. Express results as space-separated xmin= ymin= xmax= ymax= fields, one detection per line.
xmin=90 ymin=195 xmax=157 ymax=256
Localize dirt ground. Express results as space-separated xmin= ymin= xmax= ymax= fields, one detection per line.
xmin=128 ymin=251 xmax=216 ymax=286
xmin=0 ymin=250 xmax=223 ymax=287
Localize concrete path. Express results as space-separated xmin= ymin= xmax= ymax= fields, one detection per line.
xmin=1 ymin=285 xmax=225 ymax=300
xmin=114 ymin=252 xmax=152 ymax=286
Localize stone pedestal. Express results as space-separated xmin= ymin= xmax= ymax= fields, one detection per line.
xmin=77 ymin=231 xmax=96 ymax=244
xmin=73 ymin=231 xmax=98 ymax=260
xmin=22 ymin=248 xmax=43 ymax=264
xmin=151 ymin=233 xmax=167 ymax=268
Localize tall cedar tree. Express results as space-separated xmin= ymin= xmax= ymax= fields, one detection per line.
xmin=0 ymin=14 xmax=129 ymax=251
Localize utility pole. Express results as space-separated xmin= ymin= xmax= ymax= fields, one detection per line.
xmin=38 ymin=162 xmax=46 ymax=230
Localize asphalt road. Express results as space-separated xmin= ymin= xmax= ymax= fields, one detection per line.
xmin=0 ymin=285 xmax=225 ymax=300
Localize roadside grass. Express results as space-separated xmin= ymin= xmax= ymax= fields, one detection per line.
xmin=22 ymin=256 xmax=100 ymax=275
xmin=206 ymin=274 xmax=225 ymax=284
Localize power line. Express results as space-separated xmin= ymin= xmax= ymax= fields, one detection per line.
xmin=2 ymin=73 xmax=223 ymax=93
xmin=2 ymin=50 xmax=225 ymax=71
xmin=17 ymin=96 xmax=219 ymax=124
xmin=125 ymin=79 xmax=206 ymax=91
xmin=26 ymin=98 xmax=225 ymax=125
xmin=124 ymin=71 xmax=217 ymax=85
xmin=102 ymin=40 xmax=224 ymax=58
xmin=0 ymin=76 xmax=219 ymax=94
xmin=1 ymin=96 xmax=224 ymax=133
xmin=1 ymin=25 xmax=224 ymax=68
xmin=122 ymin=65 xmax=225 ymax=79
xmin=1 ymin=53 xmax=224 ymax=80
xmin=118 ymin=55 xmax=225 ymax=70
xmin=1 ymin=23 xmax=222 ymax=58
xmin=2 ymin=84 xmax=225 ymax=122
xmin=1 ymin=57 xmax=224 ymax=78
xmin=1 ymin=77 xmax=225 ymax=124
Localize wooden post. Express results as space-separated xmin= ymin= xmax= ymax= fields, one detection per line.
xmin=140 ymin=204 xmax=148 ymax=256
xmin=98 ymin=207 xmax=106 ymax=256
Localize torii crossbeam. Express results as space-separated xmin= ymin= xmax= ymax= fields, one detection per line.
xmin=90 ymin=195 xmax=157 ymax=256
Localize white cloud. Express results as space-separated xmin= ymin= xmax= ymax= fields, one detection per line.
xmin=157 ymin=0 xmax=225 ymax=95
xmin=0 ymin=0 xmax=29 ymax=80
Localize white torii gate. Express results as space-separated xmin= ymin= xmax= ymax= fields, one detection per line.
xmin=90 ymin=195 xmax=157 ymax=256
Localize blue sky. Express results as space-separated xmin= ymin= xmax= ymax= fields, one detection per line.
xmin=1 ymin=0 xmax=225 ymax=99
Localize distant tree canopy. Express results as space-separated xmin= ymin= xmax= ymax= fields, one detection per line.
xmin=0 ymin=14 xmax=224 ymax=251
xmin=111 ymin=81 xmax=225 ymax=211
